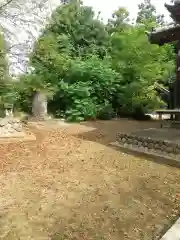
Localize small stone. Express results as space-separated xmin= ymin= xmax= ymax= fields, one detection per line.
xmin=143 ymin=142 xmax=148 ymax=147
xmin=8 ymin=128 xmax=15 ymax=133
xmin=161 ymin=144 xmax=166 ymax=149
xmin=13 ymin=124 xmax=22 ymax=132
xmin=139 ymin=146 xmax=144 ymax=152
xmin=127 ymin=139 xmax=132 ymax=144
xmin=166 ymin=147 xmax=173 ymax=153
xmin=144 ymin=147 xmax=148 ymax=152
xmin=123 ymin=143 xmax=128 ymax=148
xmin=169 ymin=153 xmax=175 ymax=159
xmin=0 ymin=117 xmax=24 ymax=138
xmin=148 ymin=143 xmax=154 ymax=149
xmin=154 ymin=144 xmax=159 ymax=149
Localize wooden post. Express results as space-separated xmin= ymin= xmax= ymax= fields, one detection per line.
xmin=159 ymin=112 xmax=163 ymax=128
xmin=175 ymin=41 xmax=180 ymax=109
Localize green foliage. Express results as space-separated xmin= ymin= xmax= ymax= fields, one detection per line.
xmin=47 ymin=0 xmax=109 ymax=59
xmin=97 ymin=102 xmax=115 ymax=120
xmin=0 ymin=32 xmax=7 ymax=82
xmin=110 ymin=25 xmax=174 ymax=116
xmin=136 ymin=0 xmax=156 ymax=24
xmin=0 ymin=31 xmax=17 ymax=110
xmin=49 ymin=55 xmax=121 ymax=121
xmin=136 ymin=0 xmax=165 ymax=26
xmin=107 ymin=7 xmax=130 ymax=34
xmin=17 ymin=0 xmax=175 ymax=122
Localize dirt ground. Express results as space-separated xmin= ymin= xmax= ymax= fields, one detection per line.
xmin=0 ymin=119 xmax=179 ymax=240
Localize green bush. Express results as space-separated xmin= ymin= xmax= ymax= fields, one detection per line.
xmin=65 ymin=98 xmax=98 ymax=122
xmin=97 ymin=103 xmax=115 ymax=120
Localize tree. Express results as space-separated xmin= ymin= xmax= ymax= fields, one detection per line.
xmin=0 ymin=32 xmax=8 ymax=82
xmin=110 ymin=25 xmax=175 ymax=116
xmin=26 ymin=0 xmax=110 ymax=119
xmin=107 ymin=7 xmax=130 ymax=34
xmin=0 ymin=31 xmax=19 ymax=115
xmin=136 ymin=0 xmax=165 ymax=27
xmin=18 ymin=2 xmax=175 ymax=121
xmin=0 ymin=0 xmax=53 ymax=74
xmin=136 ymin=0 xmax=156 ymax=23
xmin=48 ymin=0 xmax=109 ymax=59
xmin=48 ymin=56 xmax=121 ymax=121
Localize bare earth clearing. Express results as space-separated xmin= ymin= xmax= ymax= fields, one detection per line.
xmin=0 ymin=119 xmax=179 ymax=240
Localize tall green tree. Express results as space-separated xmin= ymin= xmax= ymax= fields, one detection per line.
xmin=0 ymin=32 xmax=8 ymax=82
xmin=107 ymin=7 xmax=130 ymax=34
xmin=48 ymin=0 xmax=109 ymax=59
xmin=23 ymin=0 xmax=111 ymax=119
xmin=0 ymin=31 xmax=17 ymax=110
xmin=19 ymin=2 xmax=175 ymax=121
xmin=136 ymin=0 xmax=165 ymax=27
xmin=110 ymin=25 xmax=175 ymax=116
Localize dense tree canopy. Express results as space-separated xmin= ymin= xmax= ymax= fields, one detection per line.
xmin=136 ymin=0 xmax=165 ymax=28
xmin=9 ymin=0 xmax=176 ymax=121
xmin=0 ymin=32 xmax=7 ymax=82
xmin=107 ymin=7 xmax=130 ymax=34
xmin=0 ymin=31 xmax=17 ymax=111
xmin=110 ymin=25 xmax=174 ymax=115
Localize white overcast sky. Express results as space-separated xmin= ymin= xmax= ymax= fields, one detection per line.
xmin=83 ymin=0 xmax=172 ymax=21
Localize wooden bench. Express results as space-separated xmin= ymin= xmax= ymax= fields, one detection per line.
xmin=155 ymin=109 xmax=180 ymax=128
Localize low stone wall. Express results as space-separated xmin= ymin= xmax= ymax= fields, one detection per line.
xmin=117 ymin=133 xmax=180 ymax=160
xmin=0 ymin=118 xmax=25 ymax=138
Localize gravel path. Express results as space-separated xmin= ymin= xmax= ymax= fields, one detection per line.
xmin=0 ymin=119 xmax=179 ymax=240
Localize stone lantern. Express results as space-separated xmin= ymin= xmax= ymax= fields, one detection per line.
xmin=4 ymin=103 xmax=13 ymax=117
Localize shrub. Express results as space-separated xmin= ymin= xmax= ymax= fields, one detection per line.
xmin=97 ymin=103 xmax=115 ymax=120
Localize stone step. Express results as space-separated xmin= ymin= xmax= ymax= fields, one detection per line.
xmin=117 ymin=133 xmax=180 ymax=159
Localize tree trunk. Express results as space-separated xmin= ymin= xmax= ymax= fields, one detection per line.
xmin=32 ymin=91 xmax=47 ymax=120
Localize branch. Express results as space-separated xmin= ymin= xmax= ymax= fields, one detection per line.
xmin=0 ymin=0 xmax=13 ymax=11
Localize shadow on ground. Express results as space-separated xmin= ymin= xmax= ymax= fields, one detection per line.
xmin=72 ymin=119 xmax=178 ymax=168
xmin=73 ymin=119 xmax=158 ymax=144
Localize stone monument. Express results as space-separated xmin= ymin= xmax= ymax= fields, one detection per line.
xmin=0 ymin=103 xmax=26 ymax=138
xmin=32 ymin=91 xmax=48 ymax=120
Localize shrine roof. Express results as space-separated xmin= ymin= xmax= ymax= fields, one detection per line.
xmin=150 ymin=24 xmax=176 ymax=34
xmin=146 ymin=24 xmax=180 ymax=45
xmin=165 ymin=1 xmax=180 ymax=23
